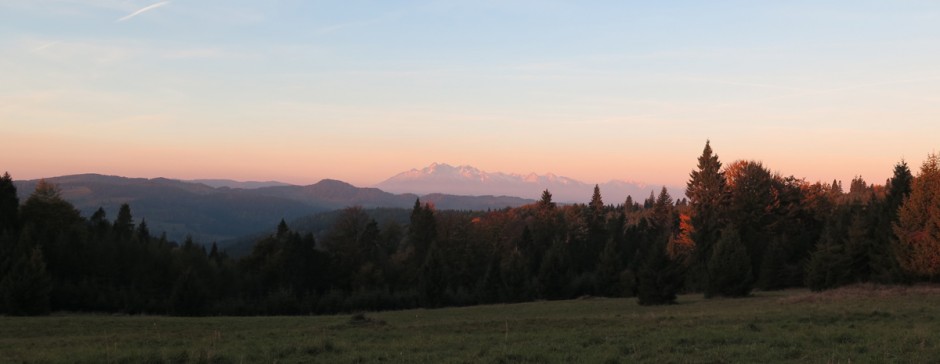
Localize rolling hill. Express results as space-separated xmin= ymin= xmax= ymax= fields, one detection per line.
xmin=13 ymin=174 xmax=532 ymax=243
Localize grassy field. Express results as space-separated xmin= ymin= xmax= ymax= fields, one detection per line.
xmin=3 ymin=285 xmax=940 ymax=363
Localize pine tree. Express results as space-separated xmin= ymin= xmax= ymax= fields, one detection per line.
xmin=0 ymin=228 xmax=52 ymax=315
xmin=538 ymin=189 xmax=556 ymax=210
xmin=885 ymin=161 xmax=914 ymax=213
xmin=170 ymin=267 xmax=208 ymax=316
xmin=844 ymin=212 xmax=875 ymax=282
xmin=653 ymin=186 xmax=674 ymax=228
xmin=277 ymin=219 xmax=289 ymax=238
xmin=589 ymin=185 xmax=604 ymax=214
xmin=136 ymin=219 xmax=151 ymax=242
xmin=624 ymin=196 xmax=636 ymax=214
xmin=500 ymin=248 xmax=529 ymax=302
xmin=831 ymin=179 xmax=843 ymax=197
xmin=805 ymin=233 xmax=852 ymax=291
xmin=870 ymin=161 xmax=913 ymax=283
xmin=636 ymin=238 xmax=683 ymax=305
xmin=596 ymin=233 xmax=625 ymax=297
xmin=643 ymin=190 xmax=655 ymax=209
xmin=686 ymin=141 xmax=726 ymax=291
xmin=538 ymin=240 xmax=568 ymax=299
xmin=0 ymin=172 xmax=18 ymax=233
xmin=409 ymin=199 xmax=437 ymax=265
xmin=113 ymin=203 xmax=135 ymax=239
xmin=705 ymin=226 xmax=752 ymax=298
xmin=420 ymin=241 xmax=446 ymax=307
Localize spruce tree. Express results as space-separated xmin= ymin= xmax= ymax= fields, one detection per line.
xmin=686 ymin=141 xmax=726 ymax=291
xmin=420 ymin=241 xmax=446 ymax=307
xmin=0 ymin=228 xmax=52 ymax=315
xmin=653 ymin=186 xmax=674 ymax=228
xmin=636 ymin=238 xmax=682 ymax=305
xmin=805 ymin=233 xmax=852 ymax=291
xmin=885 ymin=161 xmax=914 ymax=213
xmin=538 ymin=189 xmax=556 ymax=210
xmin=870 ymin=161 xmax=913 ymax=283
xmin=705 ymin=226 xmax=752 ymax=298
xmin=596 ymin=234 xmax=625 ymax=297
xmin=170 ymin=267 xmax=208 ymax=316
xmin=0 ymin=172 xmax=18 ymax=233
xmin=113 ymin=203 xmax=135 ymax=239
xmin=589 ymin=184 xmax=604 ymax=214
xmin=409 ymin=199 xmax=437 ymax=265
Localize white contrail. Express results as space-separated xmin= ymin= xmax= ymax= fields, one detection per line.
xmin=117 ymin=1 xmax=170 ymax=22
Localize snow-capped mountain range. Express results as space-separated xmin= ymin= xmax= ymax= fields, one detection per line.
xmin=375 ymin=163 xmax=677 ymax=203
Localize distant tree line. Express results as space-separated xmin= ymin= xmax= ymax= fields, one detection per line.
xmin=2 ymin=142 xmax=940 ymax=315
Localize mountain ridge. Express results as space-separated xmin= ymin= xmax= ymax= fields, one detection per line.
xmin=376 ymin=163 xmax=677 ymax=203
xmin=13 ymin=174 xmax=532 ymax=244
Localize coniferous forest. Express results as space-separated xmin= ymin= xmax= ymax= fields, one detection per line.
xmin=2 ymin=142 xmax=940 ymax=316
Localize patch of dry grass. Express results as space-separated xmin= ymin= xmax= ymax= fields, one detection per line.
xmin=779 ymin=283 xmax=940 ymax=304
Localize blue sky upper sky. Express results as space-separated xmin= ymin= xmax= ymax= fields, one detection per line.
xmin=2 ymin=0 xmax=939 ymax=187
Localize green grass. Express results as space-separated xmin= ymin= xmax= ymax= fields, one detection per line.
xmin=3 ymin=285 xmax=940 ymax=363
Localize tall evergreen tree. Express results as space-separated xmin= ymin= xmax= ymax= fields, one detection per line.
xmin=113 ymin=203 xmax=135 ymax=239
xmin=0 ymin=172 xmax=18 ymax=233
xmin=686 ymin=141 xmax=726 ymax=291
xmin=885 ymin=161 xmax=914 ymax=213
xmin=538 ymin=189 xmax=555 ymax=210
xmin=589 ymin=185 xmax=604 ymax=214
xmin=409 ymin=199 xmax=437 ymax=264
xmin=870 ymin=161 xmax=914 ymax=283
xmin=653 ymin=186 xmax=674 ymax=228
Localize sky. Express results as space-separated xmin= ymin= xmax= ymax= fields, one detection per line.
xmin=2 ymin=1 xmax=939 ymax=188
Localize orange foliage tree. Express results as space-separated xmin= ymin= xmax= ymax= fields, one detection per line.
xmin=894 ymin=154 xmax=940 ymax=278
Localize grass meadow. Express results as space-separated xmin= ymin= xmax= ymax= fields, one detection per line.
xmin=3 ymin=285 xmax=940 ymax=363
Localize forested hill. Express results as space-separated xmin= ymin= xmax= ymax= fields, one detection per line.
xmin=2 ymin=142 xmax=939 ymax=316
xmin=13 ymin=174 xmax=533 ymax=243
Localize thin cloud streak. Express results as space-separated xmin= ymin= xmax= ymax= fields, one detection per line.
xmin=29 ymin=41 xmax=60 ymax=53
xmin=117 ymin=1 xmax=169 ymax=22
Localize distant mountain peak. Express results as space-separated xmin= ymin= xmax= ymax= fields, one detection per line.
xmin=376 ymin=163 xmax=673 ymax=203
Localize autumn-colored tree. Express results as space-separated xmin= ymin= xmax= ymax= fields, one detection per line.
xmin=894 ymin=154 xmax=940 ymax=279
xmin=667 ymin=213 xmax=695 ymax=259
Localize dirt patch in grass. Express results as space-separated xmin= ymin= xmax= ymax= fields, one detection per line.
xmin=345 ymin=313 xmax=387 ymax=327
